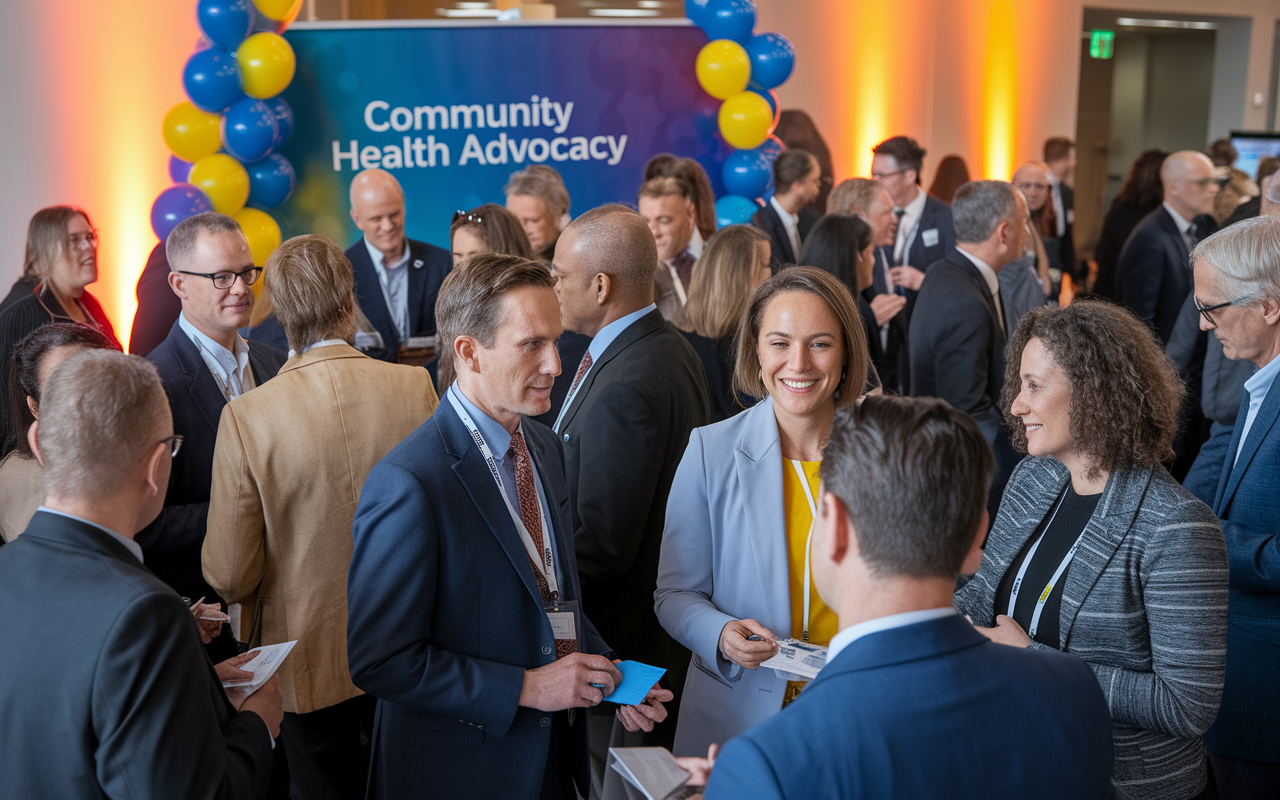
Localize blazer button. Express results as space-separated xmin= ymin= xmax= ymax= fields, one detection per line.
xmin=541 ymin=717 xmax=551 ymax=727
xmin=542 ymin=645 xmax=552 ymax=655
xmin=477 ymin=724 xmax=484 ymax=730
xmin=563 ymin=433 xmax=569 ymax=442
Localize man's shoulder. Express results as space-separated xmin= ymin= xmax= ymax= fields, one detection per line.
xmin=146 ymin=323 xmax=191 ymax=379
xmin=597 ymin=319 xmax=703 ymax=394
xmin=408 ymin=238 xmax=451 ymax=267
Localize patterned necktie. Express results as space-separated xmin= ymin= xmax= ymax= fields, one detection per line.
xmin=567 ymin=351 xmax=593 ymax=400
xmin=671 ymin=250 xmax=696 ymax=288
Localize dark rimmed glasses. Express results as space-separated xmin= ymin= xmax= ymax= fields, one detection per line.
xmin=175 ymin=266 xmax=262 ymax=290
xmin=1194 ymin=295 xmax=1248 ymax=327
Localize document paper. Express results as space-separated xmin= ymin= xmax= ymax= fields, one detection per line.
xmin=608 ymin=747 xmax=700 ymax=800
xmin=761 ymin=638 xmax=828 ymax=680
xmin=221 ymin=640 xmax=298 ymax=694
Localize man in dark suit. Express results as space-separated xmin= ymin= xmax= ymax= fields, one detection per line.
xmin=347 ymin=254 xmax=671 ymax=800
xmin=1044 ymin=136 xmax=1078 ymax=280
xmin=701 ymin=396 xmax=1115 ymax=800
xmin=141 ymin=212 xmax=286 ymax=657
xmin=1190 ymin=218 xmax=1280 ymax=798
xmin=128 ymin=242 xmax=181 ymax=356
xmin=871 ymin=135 xmax=957 ymax=294
xmin=550 ymin=205 xmax=709 ymax=772
xmin=752 ymin=148 xmax=822 ymax=268
xmin=1117 ymin=150 xmax=1220 ymax=344
xmin=345 ymin=168 xmax=452 ymax=364
xmin=910 ymin=181 xmax=1028 ymax=518
xmin=0 ymin=348 xmax=282 ymax=797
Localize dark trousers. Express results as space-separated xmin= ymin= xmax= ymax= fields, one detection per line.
xmin=279 ymin=694 xmax=376 ymax=800
xmin=1203 ymin=749 xmax=1280 ymax=799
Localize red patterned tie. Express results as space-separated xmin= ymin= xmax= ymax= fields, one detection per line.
xmin=567 ymin=351 xmax=592 ymax=399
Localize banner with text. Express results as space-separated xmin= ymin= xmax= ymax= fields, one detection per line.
xmin=277 ymin=22 xmax=725 ymax=250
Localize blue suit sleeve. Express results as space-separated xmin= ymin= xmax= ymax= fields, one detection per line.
xmin=347 ymin=461 xmax=527 ymax=737
xmin=703 ymin=736 xmax=786 ymax=800
xmin=1220 ymin=516 xmax=1280 ymax=594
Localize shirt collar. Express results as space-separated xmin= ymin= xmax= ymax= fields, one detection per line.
xmin=1162 ymin=202 xmax=1194 ymax=235
xmin=363 ymin=237 xmax=411 ymax=272
xmin=688 ymin=225 xmax=705 ymax=259
xmin=288 ymin=338 xmax=350 ymax=359
xmin=588 ymin=304 xmax=657 ymax=363
xmin=1244 ymin=347 xmax=1280 ymax=401
xmin=955 ymin=248 xmax=1001 ymax=297
xmin=769 ymin=195 xmax=800 ymax=227
xmin=898 ymin=185 xmax=927 ymax=220
xmin=448 ymin=383 xmax=516 ymax=459
xmin=37 ymin=506 xmax=143 ymax=563
xmin=827 ymin=607 xmax=955 ymax=663
xmin=178 ymin=312 xmax=250 ymax=377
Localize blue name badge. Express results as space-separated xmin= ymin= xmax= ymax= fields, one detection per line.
xmin=603 ymin=661 xmax=666 ymax=706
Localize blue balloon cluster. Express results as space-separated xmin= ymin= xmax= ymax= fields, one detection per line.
xmin=245 ymin=153 xmax=296 ymax=209
xmin=686 ymin=0 xmax=795 ymax=226
xmin=152 ymin=184 xmax=214 ymax=241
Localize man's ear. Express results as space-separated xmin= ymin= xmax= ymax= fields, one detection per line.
xmin=595 ymin=272 xmax=612 ymax=306
xmin=820 ymin=490 xmax=851 ymax=566
xmin=27 ymin=421 xmax=42 ymax=466
xmin=144 ymin=442 xmax=167 ymax=497
xmin=1260 ymin=296 xmax=1280 ymax=327
xmin=454 ymin=335 xmax=478 ymax=374
xmin=167 ymin=271 xmax=186 ymax=301
xmin=26 ymin=395 xmax=38 ymax=419
xmin=959 ymin=509 xmax=990 ymax=576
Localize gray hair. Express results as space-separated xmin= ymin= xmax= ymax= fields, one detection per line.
xmin=166 ymin=212 xmax=244 ymax=271
xmin=952 ymin=180 xmax=1019 ymax=244
xmin=504 ymin=165 xmax=570 ymax=220
xmin=1191 ymin=215 xmax=1280 ymax=303
xmin=826 ymin=178 xmax=882 ymax=216
xmin=38 ymin=350 xmax=169 ymax=499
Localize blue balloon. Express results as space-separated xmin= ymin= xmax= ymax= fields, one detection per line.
xmin=748 ymin=83 xmax=778 ymax=120
xmin=246 ymin=153 xmax=296 ymax=209
xmin=700 ymin=0 xmax=756 ymax=45
xmin=722 ymin=149 xmax=771 ymax=200
xmin=168 ymin=155 xmax=193 ymax=183
xmin=758 ymin=134 xmax=785 ymax=160
xmin=183 ymin=47 xmax=242 ymax=112
xmin=684 ymin=0 xmax=711 ymax=25
xmin=197 ymin=0 xmax=255 ymax=51
xmin=266 ymin=97 xmax=294 ymax=147
xmin=152 ymin=184 xmax=213 ymax=241
xmin=222 ymin=96 xmax=278 ymax=162
xmin=745 ymin=32 xmax=795 ymax=89
xmin=715 ymin=195 xmax=759 ymax=229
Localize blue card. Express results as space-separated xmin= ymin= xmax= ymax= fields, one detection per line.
xmin=603 ymin=660 xmax=666 ymax=706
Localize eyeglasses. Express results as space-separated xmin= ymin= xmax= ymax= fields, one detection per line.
xmin=160 ymin=435 xmax=184 ymax=458
xmin=452 ymin=210 xmax=483 ymax=224
xmin=1194 ymin=295 xmax=1248 ymax=327
xmin=67 ymin=231 xmax=98 ymax=249
xmin=1191 ymin=177 xmax=1222 ymax=189
xmin=175 ymin=266 xmax=262 ymax=290
xmin=870 ymin=168 xmax=908 ymax=180
xmin=1013 ymin=182 xmax=1050 ymax=192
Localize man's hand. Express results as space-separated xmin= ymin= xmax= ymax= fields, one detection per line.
xmin=616 ymin=684 xmax=674 ymax=733
xmin=214 ymin=651 xmax=255 ymax=686
xmin=188 ymin=597 xmax=226 ymax=645
xmin=238 ymin=674 xmax=283 ymax=738
xmin=718 ymin=619 xmax=778 ymax=669
xmin=973 ymin=615 xmax=1032 ymax=648
xmin=519 ymin=653 xmax=622 ymax=712
xmin=869 ymin=293 xmax=907 ymax=326
xmin=675 ymin=743 xmax=719 ymax=788
xmin=889 ymin=265 xmax=926 ymax=291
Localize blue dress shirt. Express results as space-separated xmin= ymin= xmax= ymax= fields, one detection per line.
xmin=1236 ymin=353 xmax=1280 ymax=464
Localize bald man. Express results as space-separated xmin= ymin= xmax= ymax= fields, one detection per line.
xmin=1117 ymin=150 xmax=1220 ymax=343
xmin=346 ymin=169 xmax=452 ymax=365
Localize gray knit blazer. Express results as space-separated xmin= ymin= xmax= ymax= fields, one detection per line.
xmin=954 ymin=457 xmax=1228 ymax=800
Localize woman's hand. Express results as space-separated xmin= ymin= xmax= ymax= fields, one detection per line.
xmin=974 ymin=615 xmax=1032 ymax=648
xmin=718 ymin=619 xmax=779 ymax=669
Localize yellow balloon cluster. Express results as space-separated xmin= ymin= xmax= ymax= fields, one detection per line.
xmin=163 ymin=102 xmax=223 ymax=162
xmin=237 ymin=32 xmax=297 ymax=99
xmin=695 ymin=40 xmax=750 ymax=101
xmin=718 ymin=91 xmax=774 ymax=150
xmin=189 ymin=154 xmax=250 ymax=215
xmin=251 ymin=0 xmax=303 ymax=30
xmin=234 ymin=207 xmax=283 ymax=267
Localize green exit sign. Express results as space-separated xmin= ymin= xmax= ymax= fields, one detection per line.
xmin=1090 ymin=29 xmax=1115 ymax=59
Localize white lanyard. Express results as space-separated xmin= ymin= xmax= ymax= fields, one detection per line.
xmin=447 ymin=391 xmax=559 ymax=599
xmin=789 ymin=460 xmax=819 ymax=643
xmin=1006 ymin=488 xmax=1084 ymax=640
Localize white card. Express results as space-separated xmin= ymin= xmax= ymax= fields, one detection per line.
xmin=921 ymin=228 xmax=940 ymax=247
xmin=548 ymin=611 xmax=576 ymax=640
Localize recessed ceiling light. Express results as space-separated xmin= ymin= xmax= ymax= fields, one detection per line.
xmin=588 ymin=8 xmax=661 ymax=15
xmin=1115 ymin=17 xmax=1218 ymax=30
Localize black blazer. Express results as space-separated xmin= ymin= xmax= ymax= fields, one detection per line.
xmin=531 ymin=330 xmax=591 ymax=428
xmin=141 ymin=320 xmax=286 ymax=604
xmin=0 ymin=511 xmax=272 ymax=797
xmin=867 ymin=248 xmax=911 ymax=394
xmin=558 ymin=310 xmax=709 ymax=699
xmin=898 ymin=193 xmax=957 ymax=272
xmin=752 ymin=202 xmax=819 ymax=267
xmin=1116 ymin=206 xmax=1217 ymax=343
xmin=128 ymin=243 xmax=181 ymax=357
xmin=1092 ymin=199 xmax=1159 ymax=301
xmin=681 ymin=329 xmax=753 ymax=423
xmin=346 ymin=238 xmax=452 ymax=361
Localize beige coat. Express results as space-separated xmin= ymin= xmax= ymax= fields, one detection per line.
xmin=203 ymin=343 xmax=438 ymax=714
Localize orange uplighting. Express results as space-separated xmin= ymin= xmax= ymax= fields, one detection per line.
xmin=45 ymin=0 xmax=195 ymax=343
xmin=981 ymin=0 xmax=1017 ymax=180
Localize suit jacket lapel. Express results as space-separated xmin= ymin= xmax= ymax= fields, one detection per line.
xmin=946 ymin=250 xmax=1002 ymax=335
xmin=169 ymin=326 xmax=228 ymax=435
xmin=735 ymin=398 xmax=792 ymax=635
xmin=1159 ymin=208 xmax=1190 ymax=268
xmin=406 ymin=243 xmax=428 ymax=336
xmin=1214 ymin=393 xmax=1250 ymax=512
xmin=1219 ymin=385 xmax=1280 ymax=512
xmin=981 ymin=460 xmax=1068 ymax=620
xmin=558 ymin=310 xmax=664 ymax=432
xmin=350 ymin=243 xmax=399 ymax=350
xmin=523 ymin=423 xmax=576 ymax=599
xmin=762 ymin=204 xmax=795 ymax=263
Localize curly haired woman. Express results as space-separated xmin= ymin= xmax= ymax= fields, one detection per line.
xmin=954 ymin=300 xmax=1228 ymax=800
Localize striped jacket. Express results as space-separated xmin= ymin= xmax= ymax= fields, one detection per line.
xmin=955 ymin=457 xmax=1228 ymax=800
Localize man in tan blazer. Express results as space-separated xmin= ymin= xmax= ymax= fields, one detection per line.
xmin=203 ymin=234 xmax=438 ymax=800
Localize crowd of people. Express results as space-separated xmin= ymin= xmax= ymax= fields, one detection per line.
xmin=0 ymin=129 xmax=1277 ymax=800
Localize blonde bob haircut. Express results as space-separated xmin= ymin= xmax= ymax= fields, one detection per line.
xmin=25 ymin=205 xmax=93 ymax=282
xmin=677 ymin=224 xmax=769 ymax=341
xmin=265 ymin=234 xmax=358 ymax=353
xmin=732 ymin=266 xmax=869 ymax=408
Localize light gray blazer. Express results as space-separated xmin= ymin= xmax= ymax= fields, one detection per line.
xmin=655 ymin=397 xmax=794 ymax=757
xmin=955 ymin=457 xmax=1228 ymax=800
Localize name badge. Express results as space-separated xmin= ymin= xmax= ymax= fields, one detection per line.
xmin=1066 ymin=209 xmax=1075 ymax=225
xmin=548 ymin=611 xmax=577 ymax=640
xmin=921 ymin=228 xmax=940 ymax=247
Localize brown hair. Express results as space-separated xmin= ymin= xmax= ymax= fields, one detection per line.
xmin=264 ymin=234 xmax=357 ymax=352
xmin=927 ymin=155 xmax=971 ymax=205
xmin=872 ymin=136 xmax=926 ymax=184
xmin=773 ymin=149 xmax=817 ymax=195
xmin=503 ymin=164 xmax=571 ymax=220
xmin=732 ymin=266 xmax=869 ymax=408
xmin=1043 ymin=137 xmax=1075 ymax=164
xmin=644 ymin=154 xmax=717 ymax=241
xmin=25 ymin=205 xmax=93 ymax=282
xmin=677 ymin=224 xmax=769 ymax=340
xmin=166 ymin=211 xmax=244 ymax=272
xmin=1002 ymin=301 xmax=1184 ymax=477
xmin=436 ymin=253 xmax=555 ymax=357
xmin=1116 ymin=149 xmax=1169 ymax=206
xmin=824 ymin=395 xmax=993 ymax=578
xmin=450 ymin=203 xmax=535 ymax=261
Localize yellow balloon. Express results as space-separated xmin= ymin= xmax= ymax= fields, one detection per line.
xmin=189 ymin=154 xmax=250 ymax=215
xmin=696 ymin=40 xmax=751 ymax=101
xmin=251 ymin=0 xmax=302 ymax=27
xmin=236 ymin=32 xmax=296 ymax=99
xmin=163 ymin=102 xmax=222 ymax=163
xmin=234 ymin=208 xmax=282 ymax=268
xmin=718 ymin=91 xmax=774 ymax=150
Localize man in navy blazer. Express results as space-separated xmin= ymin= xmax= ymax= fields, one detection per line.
xmin=871 ymin=135 xmax=956 ymax=295
xmin=345 ymin=168 xmax=451 ymax=363
xmin=701 ymin=396 xmax=1115 ymax=800
xmin=141 ymin=214 xmax=286 ymax=632
xmin=752 ymin=149 xmax=822 ymax=268
xmin=1189 ymin=218 xmax=1280 ymax=797
xmin=1117 ymin=150 xmax=1219 ymax=344
xmin=348 ymin=254 xmax=671 ymax=800
xmin=0 ymin=349 xmax=282 ymax=798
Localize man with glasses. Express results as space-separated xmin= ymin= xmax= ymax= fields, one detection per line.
xmin=870 ymin=136 xmax=956 ymax=294
xmin=1186 ymin=216 xmax=1280 ymax=798
xmin=141 ymin=212 xmax=287 ymax=664
xmin=1117 ymin=150 xmax=1220 ymax=344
